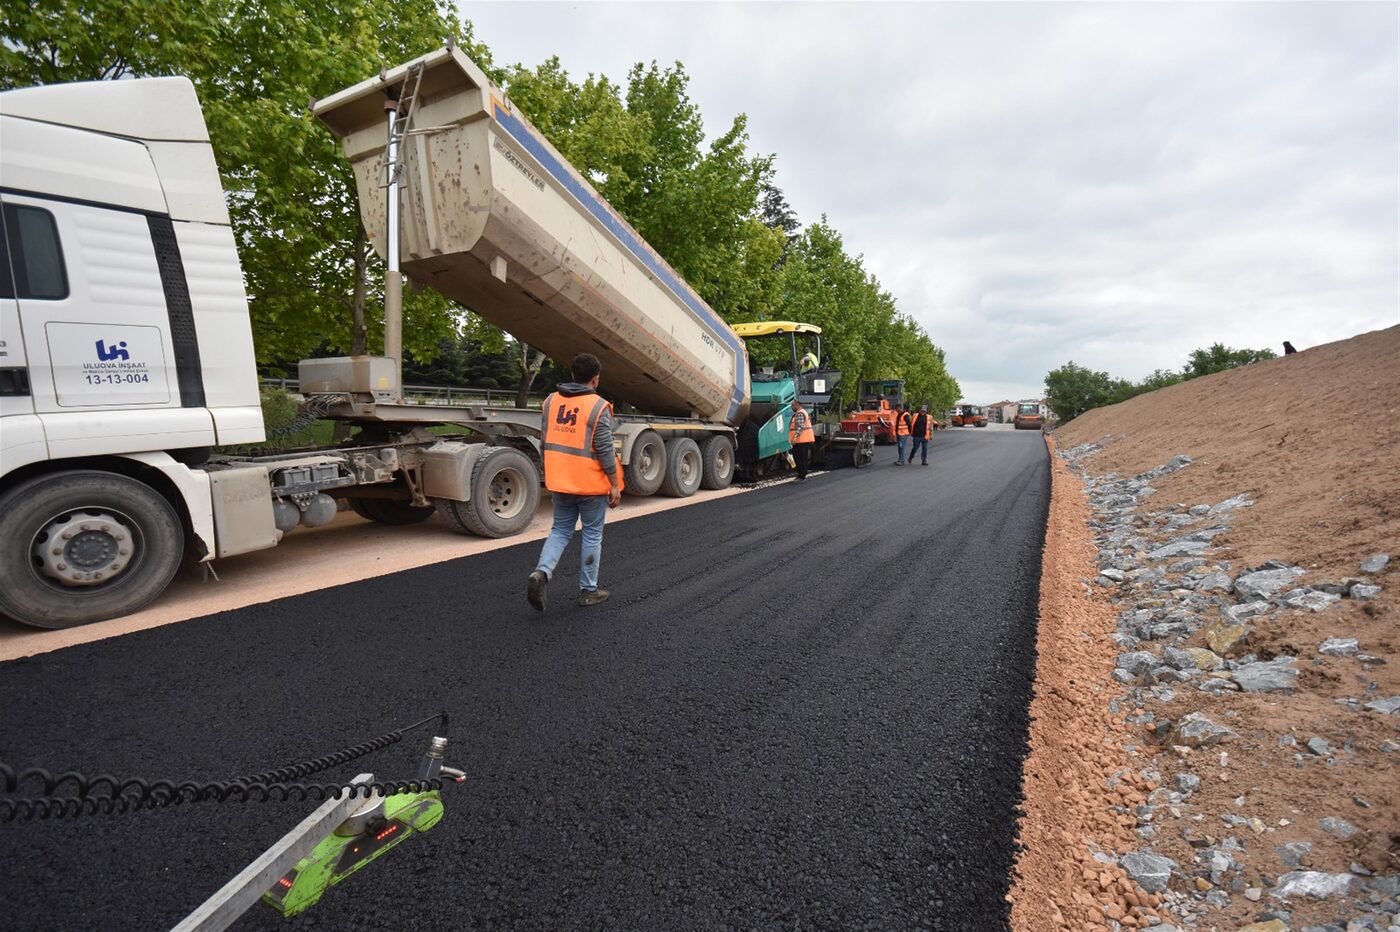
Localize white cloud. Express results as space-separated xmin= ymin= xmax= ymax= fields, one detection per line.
xmin=468 ymin=1 xmax=1399 ymax=402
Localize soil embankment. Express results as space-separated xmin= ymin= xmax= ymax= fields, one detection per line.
xmin=1013 ymin=325 xmax=1399 ymax=931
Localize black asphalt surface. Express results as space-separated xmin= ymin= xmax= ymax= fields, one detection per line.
xmin=0 ymin=428 xmax=1048 ymax=931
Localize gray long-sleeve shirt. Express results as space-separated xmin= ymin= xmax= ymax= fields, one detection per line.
xmin=555 ymin=382 xmax=618 ymax=479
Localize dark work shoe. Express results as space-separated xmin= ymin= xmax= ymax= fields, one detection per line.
xmin=527 ymin=570 xmax=548 ymax=611
xmin=578 ymin=588 xmax=610 ymax=607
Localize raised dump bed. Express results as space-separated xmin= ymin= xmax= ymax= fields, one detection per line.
xmin=313 ymin=47 xmax=749 ymax=426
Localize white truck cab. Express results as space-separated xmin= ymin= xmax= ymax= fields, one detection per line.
xmin=0 ymin=77 xmax=265 ymax=626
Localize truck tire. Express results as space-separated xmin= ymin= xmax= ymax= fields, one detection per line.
xmin=659 ymin=437 xmax=702 ymax=498
xmin=0 ymin=470 xmax=184 ymax=629
xmin=698 ymin=435 xmax=735 ymax=490
xmin=349 ymin=498 xmax=435 ymax=525
xmin=623 ymin=430 xmax=666 ymax=496
xmin=434 ymin=446 xmax=540 ymax=538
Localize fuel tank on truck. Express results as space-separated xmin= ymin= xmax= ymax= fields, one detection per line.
xmin=312 ymin=47 xmax=750 ymax=426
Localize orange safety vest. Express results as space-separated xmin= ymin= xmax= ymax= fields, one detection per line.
xmin=912 ymin=412 xmax=933 ymax=439
xmin=788 ymin=406 xmax=815 ymax=444
xmin=895 ymin=410 xmax=911 ymax=437
xmin=541 ymin=391 xmax=623 ymax=496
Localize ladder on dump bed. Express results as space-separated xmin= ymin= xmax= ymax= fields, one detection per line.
xmin=383 ymin=60 xmax=428 ymax=189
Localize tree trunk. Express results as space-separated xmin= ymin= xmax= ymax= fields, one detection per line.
xmin=516 ymin=344 xmax=548 ymax=408
xmin=349 ymin=226 xmax=369 ymax=356
xmin=334 ymin=228 xmax=371 ymax=443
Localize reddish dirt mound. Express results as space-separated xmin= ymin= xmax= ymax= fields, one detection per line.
xmin=1014 ymin=324 xmax=1399 ymax=930
xmin=1056 ymin=325 xmax=1400 ymax=578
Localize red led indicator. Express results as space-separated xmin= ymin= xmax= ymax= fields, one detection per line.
xmin=375 ymin=824 xmax=399 ymax=842
xmin=278 ymin=877 xmax=293 ymax=889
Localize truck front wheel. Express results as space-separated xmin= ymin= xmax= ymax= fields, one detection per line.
xmin=0 ymin=470 xmax=184 ymax=629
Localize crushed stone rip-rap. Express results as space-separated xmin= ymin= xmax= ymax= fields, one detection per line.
xmin=1010 ymin=436 xmax=1168 ymax=932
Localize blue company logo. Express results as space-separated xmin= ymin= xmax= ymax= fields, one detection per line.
xmin=95 ymin=340 xmax=130 ymax=362
xmin=555 ymin=404 xmax=580 ymax=427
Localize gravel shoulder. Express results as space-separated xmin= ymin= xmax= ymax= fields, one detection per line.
xmin=1013 ymin=327 xmax=1398 ymax=932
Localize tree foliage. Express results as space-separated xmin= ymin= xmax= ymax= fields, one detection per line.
xmin=1183 ymin=343 xmax=1277 ymax=379
xmin=1 ymin=0 xmax=482 ymax=369
xmin=2 ymin=7 xmax=958 ymax=408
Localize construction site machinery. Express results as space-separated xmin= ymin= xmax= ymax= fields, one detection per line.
xmin=951 ymin=404 xmax=988 ymax=428
xmin=0 ymin=46 xmax=871 ymax=629
xmin=731 ymin=321 xmax=874 ymax=475
xmin=1013 ymin=401 xmax=1044 ymax=431
xmin=841 ymin=379 xmax=905 ymax=444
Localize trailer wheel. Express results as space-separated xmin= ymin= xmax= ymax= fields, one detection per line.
xmin=623 ymin=430 xmax=666 ymax=496
xmin=698 ymin=435 xmax=735 ymax=490
xmin=659 ymin=437 xmax=702 ymax=498
xmin=435 ymin=446 xmax=540 ymax=538
xmin=349 ymin=498 xmax=435 ymax=525
xmin=0 ymin=470 xmax=184 ymax=629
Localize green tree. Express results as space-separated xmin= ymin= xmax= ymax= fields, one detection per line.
xmin=1137 ymin=368 xmax=1184 ymax=393
xmin=1182 ymin=343 xmax=1277 ymax=379
xmin=612 ymin=62 xmax=784 ymax=323
xmin=1044 ymin=361 xmax=1118 ymax=423
xmin=1 ymin=0 xmax=483 ymax=368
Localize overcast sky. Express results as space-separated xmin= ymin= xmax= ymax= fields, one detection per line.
xmin=467 ymin=2 xmax=1398 ymax=404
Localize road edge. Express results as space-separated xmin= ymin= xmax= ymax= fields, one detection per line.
xmin=1008 ymin=435 xmax=1169 ymax=931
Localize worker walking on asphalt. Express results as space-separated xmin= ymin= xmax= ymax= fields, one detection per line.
xmin=910 ymin=405 xmax=933 ymax=466
xmin=788 ymin=397 xmax=815 ymax=481
xmin=894 ymin=403 xmax=912 ymax=465
xmin=528 ymin=353 xmax=623 ymax=611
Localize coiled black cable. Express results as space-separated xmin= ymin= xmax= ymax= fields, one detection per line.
xmin=0 ymin=712 xmax=451 ymax=824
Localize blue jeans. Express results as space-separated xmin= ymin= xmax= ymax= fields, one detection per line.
xmin=896 ymin=436 xmax=908 ymax=463
xmin=535 ymin=492 xmax=607 ymax=591
xmin=910 ymin=437 xmax=929 ymax=464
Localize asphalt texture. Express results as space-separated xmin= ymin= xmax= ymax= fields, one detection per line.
xmin=0 ymin=427 xmax=1049 ymax=931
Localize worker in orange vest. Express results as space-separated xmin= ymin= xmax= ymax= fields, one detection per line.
xmin=788 ymin=396 xmax=815 ymax=481
xmin=527 ymin=352 xmax=623 ymax=611
xmin=893 ymin=403 xmax=912 ymax=465
xmin=909 ymin=404 xmax=934 ymax=466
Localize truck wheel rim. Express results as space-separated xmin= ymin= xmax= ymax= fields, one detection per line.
xmin=32 ymin=508 xmax=139 ymax=588
xmin=488 ymin=467 xmax=527 ymax=520
xmin=680 ymin=451 xmax=699 ymax=487
xmin=715 ymin=442 xmax=732 ymax=478
xmin=640 ymin=441 xmax=662 ymax=481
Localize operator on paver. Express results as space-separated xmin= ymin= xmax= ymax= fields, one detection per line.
xmin=893 ymin=403 xmax=912 ymax=465
xmin=788 ymin=396 xmax=815 ymax=481
xmin=799 ymin=349 xmax=819 ymax=374
xmin=527 ymin=353 xmax=623 ymax=611
xmin=909 ymin=404 xmax=933 ymax=466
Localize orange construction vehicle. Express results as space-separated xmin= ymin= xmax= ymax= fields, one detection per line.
xmin=952 ymin=404 xmax=987 ymax=428
xmin=842 ymin=379 xmax=906 ymax=444
xmin=1013 ymin=401 xmax=1044 ymax=430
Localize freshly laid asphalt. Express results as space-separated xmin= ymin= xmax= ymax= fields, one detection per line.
xmin=0 ymin=427 xmax=1048 ymax=931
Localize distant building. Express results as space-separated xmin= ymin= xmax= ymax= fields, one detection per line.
xmin=985 ymin=400 xmax=1016 ymax=423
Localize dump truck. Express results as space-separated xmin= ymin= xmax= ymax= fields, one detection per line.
xmin=0 ymin=47 xmax=865 ymax=629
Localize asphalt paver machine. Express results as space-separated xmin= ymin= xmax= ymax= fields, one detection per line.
xmin=731 ymin=321 xmax=874 ymax=475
